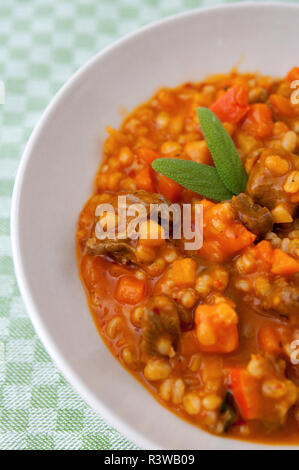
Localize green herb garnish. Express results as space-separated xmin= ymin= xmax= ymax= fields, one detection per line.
xmin=220 ymin=391 xmax=238 ymax=433
xmin=152 ymin=159 xmax=233 ymax=202
xmin=196 ymin=107 xmax=247 ymax=194
xmin=152 ymin=107 xmax=248 ymax=201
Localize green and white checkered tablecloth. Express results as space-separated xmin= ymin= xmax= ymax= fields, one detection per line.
xmin=0 ymin=0 xmax=296 ymax=451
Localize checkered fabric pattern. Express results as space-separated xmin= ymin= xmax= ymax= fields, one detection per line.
xmin=0 ymin=0 xmax=294 ymax=451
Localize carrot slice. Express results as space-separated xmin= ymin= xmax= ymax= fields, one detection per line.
xmin=258 ymin=325 xmax=285 ymax=355
xmin=158 ymin=174 xmax=183 ymax=202
xmin=287 ymin=66 xmax=299 ymax=82
xmin=195 ymin=302 xmax=239 ymax=353
xmin=135 ymin=166 xmax=155 ymax=192
xmin=114 ymin=275 xmax=146 ymax=304
xmin=199 ymin=202 xmax=256 ymax=261
xmin=271 ymin=249 xmax=299 ymax=276
xmin=210 ymin=85 xmax=249 ymax=124
xmin=242 ymin=103 xmax=273 ymax=139
xmin=269 ymin=94 xmax=295 ymax=118
xmin=172 ymin=258 xmax=197 ymax=287
xmin=254 ymin=240 xmax=274 ymax=269
xmin=137 ymin=147 xmax=160 ymax=165
xmin=228 ymin=368 xmax=261 ymax=420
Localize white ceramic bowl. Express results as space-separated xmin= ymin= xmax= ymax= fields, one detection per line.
xmin=11 ymin=2 xmax=299 ymax=450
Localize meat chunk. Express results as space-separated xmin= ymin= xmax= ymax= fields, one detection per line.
xmin=86 ymin=190 xmax=173 ymax=264
xmin=231 ymin=193 xmax=273 ymax=237
xmin=141 ymin=295 xmax=181 ymax=358
xmin=247 ymin=148 xmax=299 ymax=216
xmin=268 ymin=278 xmax=299 ymax=318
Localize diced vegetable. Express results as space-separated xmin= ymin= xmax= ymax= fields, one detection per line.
xmin=199 ymin=201 xmax=256 ymax=261
xmin=271 ymin=249 xmax=299 ymax=276
xmin=179 ymin=330 xmax=200 ymax=356
xmin=269 ymin=94 xmax=295 ymax=118
xmin=137 ymin=147 xmax=160 ymax=165
xmin=114 ymin=275 xmax=146 ymax=304
xmin=287 ymin=66 xmax=299 ymax=82
xmin=139 ymin=220 xmax=166 ymax=247
xmin=195 ymin=301 xmax=239 ymax=353
xmin=254 ymin=240 xmax=274 ymax=268
xmin=172 ymin=258 xmax=197 ymax=287
xmin=242 ymin=103 xmax=273 ymax=139
xmin=135 ymin=166 xmax=155 ymax=192
xmin=210 ymin=85 xmax=249 ymax=124
xmin=81 ymin=256 xmax=104 ymax=290
xmin=258 ymin=325 xmax=284 ymax=355
xmin=228 ymin=368 xmax=261 ymax=420
xmin=158 ymin=174 xmax=183 ymax=202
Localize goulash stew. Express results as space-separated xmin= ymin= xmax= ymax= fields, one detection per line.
xmin=77 ymin=68 xmax=299 ymax=443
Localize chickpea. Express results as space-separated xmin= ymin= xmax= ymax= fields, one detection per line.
xmin=234 ymin=278 xmax=251 ymax=292
xmin=106 ymin=316 xmax=122 ymax=339
xmin=169 ymin=115 xmax=183 ymax=134
xmin=107 ymin=172 xmax=122 ymax=191
xmin=156 ymin=111 xmax=170 ymax=130
xmin=122 ymin=347 xmax=134 ymax=366
xmin=282 ymin=131 xmax=297 ymax=152
xmin=273 ymin=121 xmax=289 ymax=137
xmin=262 ymin=379 xmax=287 ymax=399
xmin=119 ymin=146 xmax=133 ymax=166
xmin=162 ymin=245 xmax=178 ymax=263
xmin=247 ymin=354 xmax=271 ymax=379
xmin=147 ymin=257 xmax=166 ymax=277
xmin=156 ymin=336 xmax=175 ymax=357
xmin=235 ymin=253 xmax=256 ymax=273
xmin=108 ymin=156 xmax=120 ymax=169
xmin=202 ymin=394 xmax=222 ymax=411
xmin=284 ymin=171 xmax=299 ymax=193
xmin=254 ymin=276 xmax=271 ymax=296
xmin=144 ymin=359 xmax=171 ymax=381
xmin=271 ymin=204 xmax=293 ymax=224
xmin=184 ymin=140 xmax=210 ymax=164
xmin=160 ymin=141 xmax=181 ymax=154
xmin=131 ymin=306 xmax=145 ymax=327
xmin=120 ymin=177 xmax=137 ymax=191
xmin=179 ymin=288 xmax=197 ymax=309
xmin=159 ymin=378 xmax=172 ymax=401
xmin=172 ymin=378 xmax=185 ymax=405
xmin=136 ymin=243 xmax=156 ymax=263
xmin=96 ymin=173 xmax=107 ymax=190
xmin=265 ymin=155 xmax=289 ymax=176
xmin=183 ymin=393 xmax=201 ymax=415
xmin=139 ymin=220 xmax=165 ymax=244
xmin=195 ymin=274 xmax=213 ymax=296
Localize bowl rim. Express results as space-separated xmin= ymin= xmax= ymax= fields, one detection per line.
xmin=11 ymin=1 xmax=299 ymax=450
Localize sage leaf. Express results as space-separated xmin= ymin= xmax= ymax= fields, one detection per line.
xmin=196 ymin=107 xmax=248 ymax=194
xmin=152 ymin=158 xmax=234 ymax=201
